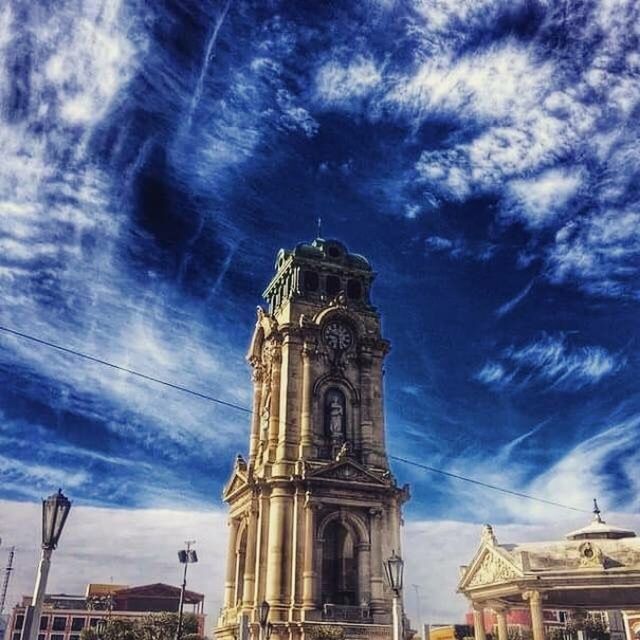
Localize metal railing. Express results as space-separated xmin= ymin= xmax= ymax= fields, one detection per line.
xmin=322 ymin=604 xmax=371 ymax=622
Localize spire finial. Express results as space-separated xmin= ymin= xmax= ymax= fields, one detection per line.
xmin=593 ymin=498 xmax=603 ymax=523
xmin=317 ymin=217 xmax=323 ymax=239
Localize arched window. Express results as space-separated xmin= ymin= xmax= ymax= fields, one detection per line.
xmin=322 ymin=520 xmax=358 ymax=605
xmin=324 ymin=388 xmax=346 ymax=441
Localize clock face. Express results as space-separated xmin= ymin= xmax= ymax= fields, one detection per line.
xmin=323 ymin=321 xmax=353 ymax=350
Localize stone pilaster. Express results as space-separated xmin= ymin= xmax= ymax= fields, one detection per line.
xmin=242 ymin=506 xmax=259 ymax=608
xmin=224 ymin=518 xmax=240 ymax=609
xmin=248 ymin=365 xmax=263 ymax=468
xmin=302 ymin=496 xmax=320 ymax=612
xmin=298 ymin=344 xmax=314 ymax=459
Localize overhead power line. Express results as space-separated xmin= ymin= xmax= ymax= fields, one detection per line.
xmin=0 ymin=322 xmax=588 ymax=513
xmin=0 ymin=323 xmax=252 ymax=414
xmin=389 ymin=455 xmax=588 ymax=513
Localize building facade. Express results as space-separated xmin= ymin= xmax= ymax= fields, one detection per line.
xmin=6 ymin=583 xmax=205 ymax=640
xmin=215 ymin=238 xmax=410 ymax=640
xmin=458 ymin=506 xmax=640 ymax=640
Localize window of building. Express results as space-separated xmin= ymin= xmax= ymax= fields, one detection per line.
xmin=40 ymin=616 xmax=49 ymax=630
xmin=347 ymin=279 xmax=362 ymax=300
xmin=51 ymin=634 xmax=64 ymax=640
xmin=70 ymin=635 xmax=81 ymax=640
xmin=89 ymin=619 xmax=100 ymax=628
xmin=71 ymin=618 xmax=85 ymax=632
xmin=304 ymin=270 xmax=319 ymax=292
xmin=52 ymin=617 xmax=67 ymax=631
xmin=38 ymin=634 xmax=46 ymax=640
xmin=15 ymin=615 xmax=24 ymax=631
xmin=326 ymin=275 xmax=341 ymax=296
xmin=13 ymin=633 xmax=21 ymax=640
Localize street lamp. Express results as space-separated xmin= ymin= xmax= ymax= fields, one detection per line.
xmin=23 ymin=490 xmax=72 ymax=640
xmin=175 ymin=541 xmax=198 ymax=640
xmin=384 ymin=551 xmax=405 ymax=640
xmin=257 ymin=601 xmax=272 ymax=640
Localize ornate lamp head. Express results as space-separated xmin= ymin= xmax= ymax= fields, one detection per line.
xmin=42 ymin=489 xmax=71 ymax=550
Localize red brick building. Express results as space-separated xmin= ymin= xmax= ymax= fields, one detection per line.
xmin=7 ymin=583 xmax=205 ymax=640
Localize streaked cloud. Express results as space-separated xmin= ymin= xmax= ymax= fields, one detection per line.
xmin=315 ymin=55 xmax=382 ymax=104
xmin=476 ymin=334 xmax=625 ymax=392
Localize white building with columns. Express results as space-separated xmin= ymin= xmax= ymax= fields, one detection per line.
xmin=458 ymin=505 xmax=640 ymax=640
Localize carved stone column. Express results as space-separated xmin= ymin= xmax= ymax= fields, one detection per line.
xmin=224 ymin=518 xmax=240 ymax=609
xmin=249 ymin=365 xmax=263 ymax=467
xmin=302 ymin=496 xmax=318 ymax=612
xmin=253 ymin=488 xmax=270 ymax=605
xmin=265 ymin=485 xmax=289 ymax=614
xmin=473 ymin=605 xmax=487 ymax=640
xmin=369 ymin=508 xmax=384 ymax=610
xmin=524 ymin=591 xmax=545 ymax=640
xmin=298 ymin=344 xmax=314 ymax=459
xmin=358 ymin=351 xmax=373 ymax=464
xmin=268 ymin=346 xmax=282 ymax=461
xmin=242 ymin=506 xmax=259 ymax=608
xmin=356 ymin=542 xmax=371 ymax=606
xmin=494 ymin=607 xmax=509 ymax=640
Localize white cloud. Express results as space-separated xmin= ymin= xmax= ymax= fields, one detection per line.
xmin=474 ymin=361 xmax=510 ymax=387
xmin=315 ymin=56 xmax=382 ymax=104
xmin=476 ymin=334 xmax=625 ymax=392
xmin=390 ymin=40 xmax=553 ymax=123
xmin=546 ymin=209 xmax=640 ymax=297
xmin=425 ymin=236 xmax=453 ymax=251
xmin=505 ymin=167 xmax=584 ymax=228
xmin=495 ymin=279 xmax=534 ymax=317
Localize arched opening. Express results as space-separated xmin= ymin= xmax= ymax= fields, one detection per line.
xmin=322 ymin=520 xmax=358 ymax=605
xmin=234 ymin=526 xmax=247 ymax=605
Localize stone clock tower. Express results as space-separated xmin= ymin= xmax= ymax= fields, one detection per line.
xmin=215 ymin=238 xmax=410 ymax=640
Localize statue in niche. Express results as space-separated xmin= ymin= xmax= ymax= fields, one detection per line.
xmin=325 ymin=388 xmax=346 ymax=445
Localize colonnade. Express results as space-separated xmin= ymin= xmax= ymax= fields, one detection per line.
xmin=472 ymin=591 xmax=546 ymax=640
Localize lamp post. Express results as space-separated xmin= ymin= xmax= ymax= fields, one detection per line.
xmin=175 ymin=541 xmax=198 ymax=640
xmin=384 ymin=551 xmax=405 ymax=640
xmin=257 ymin=601 xmax=272 ymax=640
xmin=22 ymin=490 xmax=72 ymax=640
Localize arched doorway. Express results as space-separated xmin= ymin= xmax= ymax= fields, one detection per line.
xmin=322 ymin=519 xmax=358 ymax=605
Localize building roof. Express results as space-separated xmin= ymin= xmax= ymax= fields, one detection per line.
xmin=458 ymin=506 xmax=640 ymax=609
xmin=113 ymin=583 xmax=204 ymax=604
xmin=565 ymin=501 xmax=636 ymax=541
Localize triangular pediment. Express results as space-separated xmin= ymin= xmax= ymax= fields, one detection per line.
xmin=309 ymin=459 xmax=387 ymax=485
xmin=459 ymin=544 xmax=523 ymax=592
xmin=222 ymin=468 xmax=249 ymax=500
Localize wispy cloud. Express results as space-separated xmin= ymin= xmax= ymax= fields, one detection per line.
xmin=315 ymin=55 xmax=382 ymax=105
xmin=425 ymin=235 xmax=496 ymax=261
xmin=495 ymin=279 xmax=535 ymax=317
xmin=475 ymin=333 xmax=626 ymax=392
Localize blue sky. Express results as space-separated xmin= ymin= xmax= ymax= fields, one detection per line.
xmin=1 ymin=0 xmax=640 ymax=618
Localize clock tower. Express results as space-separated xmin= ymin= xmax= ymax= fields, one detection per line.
xmin=215 ymin=237 xmax=410 ymax=640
